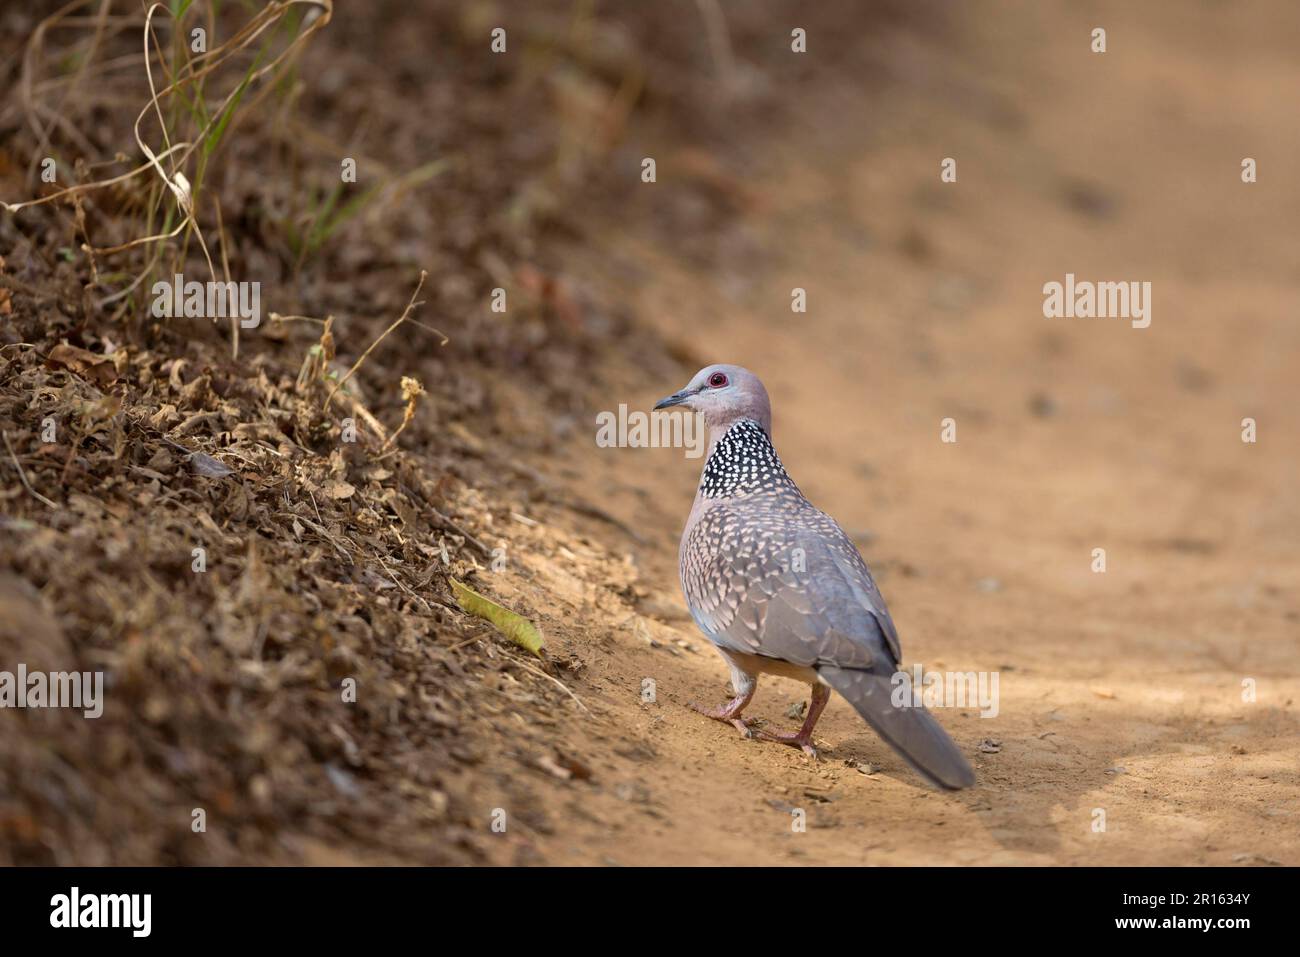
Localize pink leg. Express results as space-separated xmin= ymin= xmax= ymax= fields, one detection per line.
xmin=750 ymin=683 xmax=831 ymax=757
xmin=688 ymin=685 xmax=756 ymax=738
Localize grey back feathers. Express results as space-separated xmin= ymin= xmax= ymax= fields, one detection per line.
xmin=682 ymin=418 xmax=900 ymax=668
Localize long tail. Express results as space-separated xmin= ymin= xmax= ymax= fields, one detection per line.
xmin=816 ymin=665 xmax=976 ymax=790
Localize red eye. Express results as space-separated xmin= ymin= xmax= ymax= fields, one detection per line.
xmin=708 ymin=372 xmax=728 ymax=388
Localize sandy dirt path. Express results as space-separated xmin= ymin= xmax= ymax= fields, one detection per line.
xmin=469 ymin=0 xmax=1298 ymax=866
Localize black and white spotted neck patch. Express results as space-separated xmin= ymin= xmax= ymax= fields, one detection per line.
xmin=700 ymin=420 xmax=796 ymax=498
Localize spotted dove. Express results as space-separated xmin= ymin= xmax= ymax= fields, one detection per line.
xmin=655 ymin=364 xmax=976 ymax=789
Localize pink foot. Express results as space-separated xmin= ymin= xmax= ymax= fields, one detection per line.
xmin=748 ymin=683 xmax=832 ymax=758
xmin=688 ymin=693 xmax=755 ymax=739
xmin=750 ymin=725 xmax=819 ymax=758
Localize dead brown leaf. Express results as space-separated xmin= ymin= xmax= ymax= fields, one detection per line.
xmin=46 ymin=343 xmax=117 ymax=388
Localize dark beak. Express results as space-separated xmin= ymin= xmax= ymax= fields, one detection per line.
xmin=654 ymin=388 xmax=692 ymax=410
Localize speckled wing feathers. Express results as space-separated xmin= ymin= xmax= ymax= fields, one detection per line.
xmin=680 ymin=420 xmax=900 ymax=672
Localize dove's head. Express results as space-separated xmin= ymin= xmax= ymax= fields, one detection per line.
xmin=654 ymin=364 xmax=772 ymax=438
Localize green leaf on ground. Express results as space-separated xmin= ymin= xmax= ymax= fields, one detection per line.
xmin=450 ymin=579 xmax=545 ymax=658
